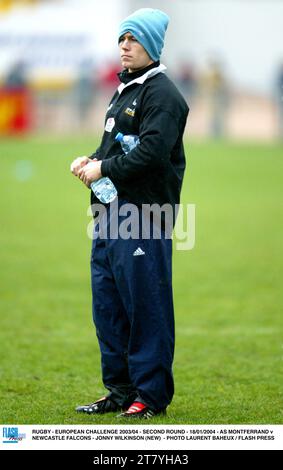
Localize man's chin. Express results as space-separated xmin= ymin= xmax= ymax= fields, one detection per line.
xmin=122 ymin=61 xmax=133 ymax=69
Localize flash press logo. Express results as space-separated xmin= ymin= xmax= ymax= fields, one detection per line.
xmin=2 ymin=427 xmax=26 ymax=444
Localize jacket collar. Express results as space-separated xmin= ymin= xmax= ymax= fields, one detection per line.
xmin=117 ymin=63 xmax=167 ymax=95
xmin=118 ymin=61 xmax=160 ymax=84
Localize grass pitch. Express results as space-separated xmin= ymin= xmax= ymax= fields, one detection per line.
xmin=0 ymin=136 xmax=282 ymax=424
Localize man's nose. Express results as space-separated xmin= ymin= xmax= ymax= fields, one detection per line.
xmin=121 ymin=39 xmax=130 ymax=50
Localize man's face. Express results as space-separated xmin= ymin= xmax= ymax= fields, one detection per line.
xmin=119 ymin=32 xmax=154 ymax=72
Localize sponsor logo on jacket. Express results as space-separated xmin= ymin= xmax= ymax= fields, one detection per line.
xmin=125 ymin=107 xmax=135 ymax=117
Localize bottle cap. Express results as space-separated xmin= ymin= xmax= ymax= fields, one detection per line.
xmin=115 ymin=132 xmax=124 ymax=142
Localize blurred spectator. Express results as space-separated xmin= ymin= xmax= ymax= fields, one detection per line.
xmin=4 ymin=61 xmax=27 ymax=89
xmin=177 ymin=62 xmax=197 ymax=104
xmin=74 ymin=58 xmax=96 ymax=129
xmin=98 ymin=61 xmax=121 ymax=96
xmin=204 ymin=59 xmax=230 ymax=139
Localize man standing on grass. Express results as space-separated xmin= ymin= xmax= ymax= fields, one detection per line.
xmin=70 ymin=8 xmax=189 ymax=419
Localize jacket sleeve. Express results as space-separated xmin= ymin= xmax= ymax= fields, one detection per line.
xmin=89 ymin=147 xmax=101 ymax=160
xmin=101 ymin=106 xmax=180 ymax=183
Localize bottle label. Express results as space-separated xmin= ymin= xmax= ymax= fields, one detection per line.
xmin=105 ymin=117 xmax=115 ymax=132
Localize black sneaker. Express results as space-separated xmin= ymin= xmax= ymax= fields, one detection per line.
xmin=76 ymin=396 xmax=120 ymax=414
xmin=117 ymin=401 xmax=166 ymax=419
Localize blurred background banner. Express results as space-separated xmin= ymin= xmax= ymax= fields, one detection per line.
xmin=0 ymin=87 xmax=32 ymax=133
xmin=0 ymin=0 xmax=283 ymax=139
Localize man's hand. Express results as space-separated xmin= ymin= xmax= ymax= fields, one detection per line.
xmin=70 ymin=156 xmax=92 ymax=176
xmin=78 ymin=160 xmax=102 ymax=187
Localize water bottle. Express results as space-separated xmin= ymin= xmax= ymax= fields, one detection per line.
xmin=90 ymin=175 xmax=117 ymax=204
xmin=115 ymin=132 xmax=140 ymax=154
xmin=90 ymin=133 xmax=139 ymax=204
xmin=89 ymin=157 xmax=117 ymax=204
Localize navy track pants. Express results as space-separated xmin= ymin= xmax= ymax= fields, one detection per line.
xmin=90 ymin=201 xmax=175 ymax=411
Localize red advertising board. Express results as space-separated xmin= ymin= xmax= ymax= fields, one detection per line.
xmin=0 ymin=88 xmax=32 ymax=134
